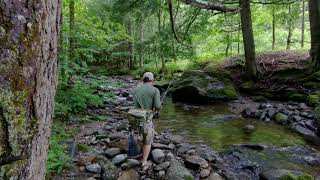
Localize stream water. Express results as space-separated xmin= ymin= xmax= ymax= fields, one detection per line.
xmin=155 ymin=98 xmax=320 ymax=176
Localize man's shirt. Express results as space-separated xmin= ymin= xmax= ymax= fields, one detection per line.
xmin=133 ymin=83 xmax=161 ymax=110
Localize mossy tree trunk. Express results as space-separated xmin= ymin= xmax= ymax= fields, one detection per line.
xmin=239 ymin=0 xmax=257 ymax=80
xmin=0 ymin=0 xmax=61 ymax=179
xmin=308 ymin=0 xmax=320 ymax=72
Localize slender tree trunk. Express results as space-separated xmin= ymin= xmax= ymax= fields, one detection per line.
xmin=286 ymin=4 xmax=292 ymax=50
xmin=128 ymin=15 xmax=135 ymax=69
xmin=139 ymin=15 xmax=144 ymax=69
xmin=308 ymin=0 xmax=320 ymax=72
xmin=0 ymin=0 xmax=61 ymax=179
xmin=301 ymin=0 xmax=305 ymax=48
xmin=238 ymin=21 xmax=241 ymax=54
xmin=69 ymin=0 xmax=75 ymax=60
xmin=158 ymin=0 xmax=166 ymax=70
xmin=239 ymin=0 xmax=257 ymax=80
xmin=272 ymin=5 xmax=276 ymax=50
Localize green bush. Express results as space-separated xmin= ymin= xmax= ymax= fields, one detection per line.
xmin=54 ymin=82 xmax=103 ymax=119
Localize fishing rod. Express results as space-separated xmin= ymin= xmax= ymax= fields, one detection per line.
xmin=160 ymin=77 xmax=176 ymax=104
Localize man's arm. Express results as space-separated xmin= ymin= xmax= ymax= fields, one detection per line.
xmin=153 ymin=88 xmax=162 ymax=110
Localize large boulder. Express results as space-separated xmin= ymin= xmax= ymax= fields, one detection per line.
xmin=166 ymin=158 xmax=194 ymax=180
xmin=170 ymin=70 xmax=237 ymax=102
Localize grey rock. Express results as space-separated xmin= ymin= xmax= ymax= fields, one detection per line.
xmin=152 ymin=143 xmax=173 ymax=150
xmin=169 ymin=135 xmax=184 ymax=144
xmin=200 ymin=169 xmax=211 ymax=178
xmin=158 ymin=170 xmax=165 ymax=178
xmin=184 ymin=155 xmax=209 ymax=170
xmin=96 ymin=155 xmax=119 ymax=180
xmin=152 ymin=149 xmax=165 ymax=164
xmin=112 ymin=154 xmax=128 ymax=166
xmin=292 ymin=125 xmax=317 ymax=138
xmin=260 ymin=169 xmax=303 ymax=180
xmin=154 ymin=161 xmax=170 ymax=171
xmin=86 ymin=163 xmax=102 ymax=174
xmin=166 ymin=158 xmax=194 ymax=180
xmin=105 ymin=148 xmax=121 ymax=158
xmin=127 ymin=159 xmax=140 ymax=168
xmin=203 ymin=173 xmax=223 ymax=180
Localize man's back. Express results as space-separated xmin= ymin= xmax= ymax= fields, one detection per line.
xmin=133 ymin=84 xmax=161 ymax=110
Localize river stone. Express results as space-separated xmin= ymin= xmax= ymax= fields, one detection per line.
xmin=203 ymin=173 xmax=224 ymax=180
xmin=166 ymin=158 xmax=194 ymax=180
xmin=169 ymin=134 xmax=184 ymax=144
xmin=260 ymin=169 xmax=303 ymax=180
xmin=127 ymin=159 xmax=140 ymax=168
xmin=86 ymin=163 xmax=102 ymax=174
xmin=184 ymin=155 xmax=209 ymax=170
xmin=152 ymin=149 xmax=165 ymax=164
xmin=96 ymin=155 xmax=119 ymax=180
xmin=154 ymin=161 xmax=170 ymax=171
xmin=200 ymin=169 xmax=211 ymax=178
xmin=292 ymin=125 xmax=317 ymax=138
xmin=243 ymin=124 xmax=255 ymax=133
xmin=118 ymin=169 xmax=139 ymax=180
xmin=112 ymin=154 xmax=128 ymax=166
xmin=275 ymin=112 xmax=288 ymax=124
xmin=170 ymin=70 xmax=237 ymax=102
xmin=105 ymin=148 xmax=121 ymax=158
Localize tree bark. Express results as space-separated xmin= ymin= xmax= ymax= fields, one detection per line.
xmin=239 ymin=0 xmax=257 ymax=80
xmin=308 ymin=0 xmax=320 ymax=71
xmin=301 ymin=0 xmax=305 ymax=48
xmin=286 ymin=4 xmax=292 ymax=50
xmin=0 ymin=0 xmax=61 ymax=179
xmin=69 ymin=0 xmax=75 ymax=61
xmin=272 ymin=5 xmax=276 ymax=50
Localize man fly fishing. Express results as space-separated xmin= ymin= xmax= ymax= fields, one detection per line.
xmin=128 ymin=72 xmax=162 ymax=168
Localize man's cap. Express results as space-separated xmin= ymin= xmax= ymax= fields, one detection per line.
xmin=143 ymin=72 xmax=154 ymax=81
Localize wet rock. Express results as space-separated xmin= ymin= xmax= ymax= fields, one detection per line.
xmin=152 ymin=143 xmax=172 ymax=150
xmin=177 ymin=143 xmax=195 ymax=155
xmin=200 ymin=169 xmax=211 ymax=178
xmin=203 ymin=173 xmax=224 ymax=180
xmin=166 ymin=158 xmax=194 ymax=180
xmin=127 ymin=159 xmax=140 ymax=168
xmin=96 ymin=155 xmax=119 ymax=180
xmin=275 ymin=112 xmax=288 ymax=124
xmin=243 ymin=124 xmax=255 ymax=133
xmin=291 ymin=124 xmax=317 ymax=138
xmin=168 ymin=134 xmax=184 ymax=144
xmin=170 ymin=70 xmax=237 ymax=102
xmin=118 ymin=169 xmax=139 ymax=180
xmin=184 ymin=155 xmax=209 ymax=170
xmin=104 ymin=148 xmax=120 ymax=158
xmin=152 ymin=149 xmax=165 ymax=164
xmin=195 ymin=147 xmax=219 ymax=162
xmin=86 ymin=163 xmax=102 ymax=174
xmin=260 ymin=169 xmax=303 ymax=180
xmin=154 ymin=161 xmax=170 ymax=171
xmin=77 ymin=155 xmax=97 ymax=166
xmin=112 ymin=154 xmax=128 ymax=166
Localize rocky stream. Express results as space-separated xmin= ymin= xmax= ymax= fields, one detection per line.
xmin=53 ymin=70 xmax=320 ymax=180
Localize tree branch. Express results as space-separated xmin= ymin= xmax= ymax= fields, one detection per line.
xmin=179 ymin=0 xmax=238 ymax=12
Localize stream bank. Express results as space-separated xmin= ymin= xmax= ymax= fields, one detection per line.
xmin=52 ymin=73 xmax=320 ymax=180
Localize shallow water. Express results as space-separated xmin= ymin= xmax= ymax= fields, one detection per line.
xmin=155 ymin=98 xmax=305 ymax=151
xmin=155 ymin=98 xmax=320 ymax=176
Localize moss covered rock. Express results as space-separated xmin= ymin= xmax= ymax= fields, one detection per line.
xmin=170 ymin=70 xmax=238 ymax=102
xmin=275 ymin=112 xmax=288 ymax=124
xmin=307 ymin=92 xmax=320 ymax=107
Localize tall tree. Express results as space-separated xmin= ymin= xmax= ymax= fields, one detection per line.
xmin=272 ymin=5 xmax=276 ymax=50
xmin=239 ymin=0 xmax=257 ymax=80
xmin=286 ymin=4 xmax=292 ymax=50
xmin=308 ymin=0 xmax=320 ymax=71
xmin=301 ymin=0 xmax=305 ymax=48
xmin=69 ymin=0 xmax=75 ymax=61
xmin=0 ymin=0 xmax=61 ymax=179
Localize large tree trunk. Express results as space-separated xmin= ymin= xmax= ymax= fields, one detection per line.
xmin=286 ymin=4 xmax=292 ymax=50
xmin=301 ymin=0 xmax=305 ymax=48
xmin=239 ymin=0 xmax=257 ymax=80
xmin=69 ymin=0 xmax=75 ymax=61
xmin=272 ymin=5 xmax=276 ymax=50
xmin=0 ymin=0 xmax=61 ymax=179
xmin=309 ymin=0 xmax=320 ymax=71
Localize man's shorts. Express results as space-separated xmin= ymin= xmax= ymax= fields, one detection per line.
xmin=142 ymin=120 xmax=154 ymax=145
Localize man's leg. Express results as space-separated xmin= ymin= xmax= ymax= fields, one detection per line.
xmin=141 ymin=120 xmax=154 ymax=165
xmin=142 ymin=144 xmax=151 ymax=163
